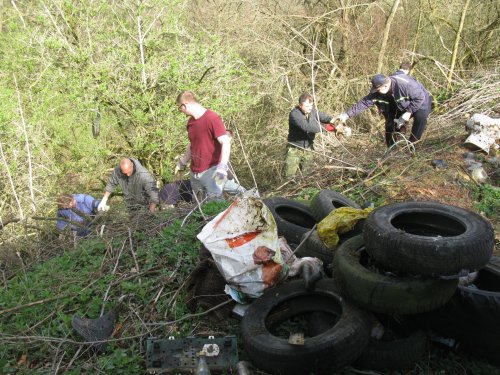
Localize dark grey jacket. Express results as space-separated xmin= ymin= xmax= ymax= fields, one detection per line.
xmin=346 ymin=75 xmax=431 ymax=119
xmin=288 ymin=107 xmax=333 ymax=149
xmin=105 ymin=158 xmax=159 ymax=207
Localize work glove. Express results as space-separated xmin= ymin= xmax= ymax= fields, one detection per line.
xmin=395 ymin=112 xmax=411 ymax=128
xmin=325 ymin=123 xmax=335 ymax=132
xmin=97 ymin=197 xmax=110 ymax=212
xmin=394 ymin=117 xmax=406 ymax=130
xmin=174 ymin=161 xmax=185 ymax=176
xmin=335 ymin=113 xmax=349 ymax=123
xmin=401 ymin=112 xmax=411 ymax=122
xmin=214 ymin=163 xmax=228 ymax=185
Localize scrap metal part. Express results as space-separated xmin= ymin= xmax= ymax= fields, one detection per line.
xmin=146 ymin=335 xmax=238 ymax=374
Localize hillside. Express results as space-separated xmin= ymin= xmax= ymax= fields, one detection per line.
xmin=0 ymin=0 xmax=499 ymax=373
xmin=0 ymin=110 xmax=498 ymax=373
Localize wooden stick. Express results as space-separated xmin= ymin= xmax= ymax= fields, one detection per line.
xmin=128 ymin=228 xmax=141 ymax=285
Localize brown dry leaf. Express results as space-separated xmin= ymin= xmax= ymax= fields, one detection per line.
xmin=17 ymin=354 xmax=27 ymax=366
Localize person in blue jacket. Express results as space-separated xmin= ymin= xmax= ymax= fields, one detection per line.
xmin=57 ymin=193 xmax=100 ymax=237
xmin=335 ymin=73 xmax=432 ymax=147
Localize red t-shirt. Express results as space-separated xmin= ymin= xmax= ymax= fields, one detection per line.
xmin=187 ymin=109 xmax=227 ymax=173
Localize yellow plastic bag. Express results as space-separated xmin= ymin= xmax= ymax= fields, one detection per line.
xmin=317 ymin=207 xmax=373 ymax=248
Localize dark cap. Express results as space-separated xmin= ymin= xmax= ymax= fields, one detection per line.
xmin=370 ymin=74 xmax=390 ymax=92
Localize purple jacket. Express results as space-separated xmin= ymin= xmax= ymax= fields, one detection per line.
xmin=346 ymin=75 xmax=430 ymax=118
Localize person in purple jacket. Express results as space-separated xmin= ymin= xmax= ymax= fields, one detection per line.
xmin=57 ymin=193 xmax=100 ymax=237
xmin=335 ymin=73 xmax=432 ymax=147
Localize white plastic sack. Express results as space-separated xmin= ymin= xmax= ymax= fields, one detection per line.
xmin=197 ymin=190 xmax=287 ymax=302
xmin=464 ymin=114 xmax=500 ymax=153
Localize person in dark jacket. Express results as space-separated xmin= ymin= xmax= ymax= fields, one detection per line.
xmin=159 ymin=180 xmax=193 ymax=208
xmin=285 ymin=92 xmax=336 ymax=178
xmin=57 ymin=193 xmax=100 ymax=237
xmin=98 ymin=157 xmax=159 ymax=212
xmin=391 ymin=61 xmax=411 ymax=76
xmin=335 ymin=74 xmax=432 ymax=147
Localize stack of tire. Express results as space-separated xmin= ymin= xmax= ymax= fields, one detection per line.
xmin=333 ymin=201 xmax=496 ymax=371
xmin=263 ymin=190 xmax=362 ymax=266
xmin=412 ymin=256 xmax=500 ymax=366
xmin=240 ymin=191 xmax=497 ymax=375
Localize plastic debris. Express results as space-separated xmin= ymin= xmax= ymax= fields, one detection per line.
xmin=317 ymin=207 xmax=373 ymax=248
xmin=197 ymin=189 xmax=287 ymax=302
xmin=431 ymin=159 xmax=448 ymax=169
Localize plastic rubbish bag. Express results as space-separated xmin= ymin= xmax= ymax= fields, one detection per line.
xmin=317 ymin=207 xmax=373 ymax=248
xmin=197 ymin=190 xmax=287 ymax=303
xmin=464 ymin=114 xmax=500 ymax=154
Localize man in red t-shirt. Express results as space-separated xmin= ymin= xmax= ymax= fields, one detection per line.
xmin=174 ymin=90 xmax=231 ymax=200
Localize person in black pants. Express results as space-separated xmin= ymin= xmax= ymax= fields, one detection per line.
xmin=335 ymin=74 xmax=432 ymax=147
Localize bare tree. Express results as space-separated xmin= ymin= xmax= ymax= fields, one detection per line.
xmin=447 ymin=0 xmax=470 ymax=90
xmin=377 ymin=0 xmax=401 ymax=73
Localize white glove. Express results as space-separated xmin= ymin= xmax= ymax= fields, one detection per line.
xmin=336 ymin=123 xmax=353 ymax=138
xmin=214 ymin=163 xmax=228 ymax=185
xmin=401 ymin=112 xmax=411 ymax=121
xmin=336 ymin=113 xmax=349 ymax=123
xmin=97 ymin=197 xmax=110 ymax=212
xmin=394 ymin=117 xmax=406 ymax=129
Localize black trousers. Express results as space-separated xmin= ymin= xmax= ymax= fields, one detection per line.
xmin=385 ymin=96 xmax=433 ymax=146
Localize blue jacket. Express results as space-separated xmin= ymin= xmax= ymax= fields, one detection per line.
xmin=346 ymin=75 xmax=431 ymax=119
xmin=57 ymin=194 xmax=100 ymax=236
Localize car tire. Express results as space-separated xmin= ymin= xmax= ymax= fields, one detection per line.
xmin=263 ymin=197 xmax=317 ymax=244
xmin=354 ymin=324 xmax=427 ymax=371
xmin=241 ymin=279 xmax=371 ymax=375
xmin=332 ymin=235 xmax=458 ymax=315
xmin=309 ymin=190 xmax=360 ymax=222
xmin=363 ymin=201 xmax=494 ymax=277
xmin=295 ymin=229 xmax=335 ymax=265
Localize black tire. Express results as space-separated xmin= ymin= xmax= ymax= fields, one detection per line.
xmin=332 ymin=235 xmax=458 ymax=315
xmin=363 ymin=201 xmax=494 ymax=277
xmin=354 ymin=328 xmax=428 ymax=371
xmin=186 ymin=259 xmax=233 ymax=319
xmin=241 ymin=279 xmax=371 ymax=375
xmin=263 ymin=197 xmax=317 ymax=244
xmin=338 ymin=218 xmax=365 ymax=241
xmin=309 ymin=190 xmax=361 ymax=222
xmin=295 ymin=221 xmax=366 ymax=268
xmin=295 ymin=229 xmax=336 ymax=265
xmin=458 ymin=256 xmax=500 ymax=322
xmin=413 ymin=292 xmax=500 ymax=366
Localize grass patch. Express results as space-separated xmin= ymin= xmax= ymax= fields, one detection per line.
xmin=473 ymin=183 xmax=500 ymax=220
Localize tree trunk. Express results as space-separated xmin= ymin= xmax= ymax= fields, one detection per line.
xmin=376 ymin=0 xmax=401 ymax=73
xmin=447 ymin=0 xmax=470 ymax=90
xmin=410 ymin=0 xmax=425 ymax=68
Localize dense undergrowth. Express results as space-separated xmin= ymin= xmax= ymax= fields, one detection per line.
xmin=0 ymin=201 xmax=232 ymax=374
xmin=1 ymin=190 xmax=499 ymax=373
